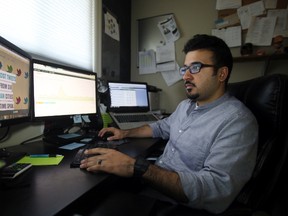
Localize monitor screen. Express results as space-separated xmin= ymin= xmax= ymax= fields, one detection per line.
xmin=108 ymin=82 xmax=149 ymax=108
xmin=0 ymin=36 xmax=31 ymax=128
xmin=32 ymin=59 xmax=97 ymax=121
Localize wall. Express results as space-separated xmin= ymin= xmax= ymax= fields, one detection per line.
xmin=101 ymin=0 xmax=131 ymax=81
xmin=130 ymin=0 xmax=218 ymax=113
xmin=131 ymin=0 xmax=288 ymax=113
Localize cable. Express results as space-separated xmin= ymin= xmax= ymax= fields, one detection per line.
xmin=19 ymin=133 xmax=44 ymax=145
xmin=0 ymin=126 xmax=10 ymax=142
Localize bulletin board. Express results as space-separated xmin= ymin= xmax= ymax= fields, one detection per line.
xmin=214 ymin=0 xmax=288 ymax=56
xmin=218 ymin=0 xmax=288 ymax=19
xmin=217 ymin=0 xmax=288 ymax=39
xmin=137 ymin=13 xmax=174 ymax=53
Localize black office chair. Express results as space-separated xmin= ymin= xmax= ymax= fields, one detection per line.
xmin=224 ymin=73 xmax=288 ymax=215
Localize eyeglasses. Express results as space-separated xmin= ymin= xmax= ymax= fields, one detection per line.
xmin=179 ymin=62 xmax=216 ymax=75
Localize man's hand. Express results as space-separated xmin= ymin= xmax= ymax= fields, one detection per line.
xmin=98 ymin=127 xmax=127 ymax=141
xmin=80 ymin=148 xmax=135 ymax=177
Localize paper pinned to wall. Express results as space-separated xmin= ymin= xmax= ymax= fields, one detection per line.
xmin=157 ymin=15 xmax=180 ymax=43
xmin=104 ymin=10 xmax=120 ymax=41
xmin=237 ymin=1 xmax=266 ymax=29
xmin=138 ymin=50 xmax=157 ymax=74
xmin=156 ymin=42 xmax=176 ymax=72
xmin=212 ymin=26 xmax=242 ymax=47
xmin=264 ymin=0 xmax=277 ymax=9
xmin=161 ymin=64 xmax=182 ymax=87
xmin=138 ymin=42 xmax=180 ymax=86
xmin=216 ymin=0 xmax=241 ymax=10
xmin=245 ymin=16 xmax=277 ymax=46
xmin=267 ymin=9 xmax=288 ymax=37
xmin=215 ymin=13 xmax=240 ymax=29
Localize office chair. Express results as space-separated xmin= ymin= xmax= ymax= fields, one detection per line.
xmin=224 ymin=73 xmax=288 ymax=215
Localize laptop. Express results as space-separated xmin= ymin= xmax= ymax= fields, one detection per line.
xmin=107 ymin=81 xmax=159 ymax=130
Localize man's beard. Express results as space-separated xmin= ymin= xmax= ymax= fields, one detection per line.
xmin=185 ymin=81 xmax=199 ymax=101
xmin=186 ymin=90 xmax=199 ymax=101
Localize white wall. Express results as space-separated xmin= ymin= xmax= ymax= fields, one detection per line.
xmin=131 ymin=0 xmax=218 ymax=113
xmin=131 ymin=0 xmax=288 ymax=113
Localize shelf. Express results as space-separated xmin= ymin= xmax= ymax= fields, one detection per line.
xmin=233 ymin=53 xmax=288 ymax=76
xmin=233 ymin=53 xmax=288 ymax=63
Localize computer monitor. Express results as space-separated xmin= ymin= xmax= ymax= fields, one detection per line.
xmin=31 ymin=59 xmax=98 ymax=122
xmin=0 ymin=36 xmax=31 ymax=128
xmin=107 ymin=81 xmax=150 ymax=113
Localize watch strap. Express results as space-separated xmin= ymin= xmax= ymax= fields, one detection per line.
xmin=133 ymin=157 xmax=150 ymax=178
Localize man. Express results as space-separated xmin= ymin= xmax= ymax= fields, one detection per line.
xmin=80 ymin=34 xmax=258 ymax=214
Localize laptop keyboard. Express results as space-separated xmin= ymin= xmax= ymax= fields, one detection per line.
xmin=115 ymin=114 xmax=158 ymax=123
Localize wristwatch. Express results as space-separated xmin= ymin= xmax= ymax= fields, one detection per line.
xmin=133 ymin=157 xmax=150 ymax=178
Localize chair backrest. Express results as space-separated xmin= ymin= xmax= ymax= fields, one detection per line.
xmin=227 ymin=74 xmax=288 ymax=210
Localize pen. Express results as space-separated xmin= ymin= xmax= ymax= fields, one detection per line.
xmin=29 ymin=154 xmax=63 ymax=158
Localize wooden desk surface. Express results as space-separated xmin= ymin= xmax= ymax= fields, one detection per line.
xmin=0 ymin=138 xmax=160 ymax=216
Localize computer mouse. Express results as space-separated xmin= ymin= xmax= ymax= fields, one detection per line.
xmin=100 ymin=132 xmax=114 ymax=141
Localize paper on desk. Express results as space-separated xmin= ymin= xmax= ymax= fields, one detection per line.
xmin=17 ymin=155 xmax=64 ymax=166
xmin=59 ymin=142 xmax=85 ymax=150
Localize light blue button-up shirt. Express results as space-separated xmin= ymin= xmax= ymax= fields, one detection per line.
xmin=149 ymin=93 xmax=258 ymax=213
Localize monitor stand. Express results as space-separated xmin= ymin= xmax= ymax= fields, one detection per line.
xmin=42 ymin=133 xmax=85 ymax=145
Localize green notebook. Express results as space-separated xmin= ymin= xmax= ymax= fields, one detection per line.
xmin=17 ymin=155 xmax=64 ymax=166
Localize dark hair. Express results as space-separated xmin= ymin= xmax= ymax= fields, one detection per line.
xmin=183 ymin=34 xmax=233 ymax=82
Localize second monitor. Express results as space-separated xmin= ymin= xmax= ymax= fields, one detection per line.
xmin=31 ymin=59 xmax=99 ymax=143
xmin=31 ymin=59 xmax=97 ymax=121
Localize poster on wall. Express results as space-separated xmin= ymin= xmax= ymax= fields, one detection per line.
xmin=157 ymin=15 xmax=180 ymax=44
xmin=102 ymin=6 xmax=120 ymax=81
xmin=104 ymin=10 xmax=120 ymax=41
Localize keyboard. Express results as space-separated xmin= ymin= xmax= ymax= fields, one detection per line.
xmin=70 ymin=140 xmax=127 ymax=168
xmin=115 ymin=114 xmax=158 ymax=123
xmin=1 ymin=163 xmax=32 ymax=179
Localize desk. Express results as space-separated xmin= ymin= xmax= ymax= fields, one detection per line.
xmin=0 ymin=138 xmax=161 ymax=216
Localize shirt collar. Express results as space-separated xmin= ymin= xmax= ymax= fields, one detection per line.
xmin=189 ymin=93 xmax=230 ymax=110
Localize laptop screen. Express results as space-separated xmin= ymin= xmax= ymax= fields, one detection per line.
xmin=108 ymin=81 xmax=150 ymax=113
